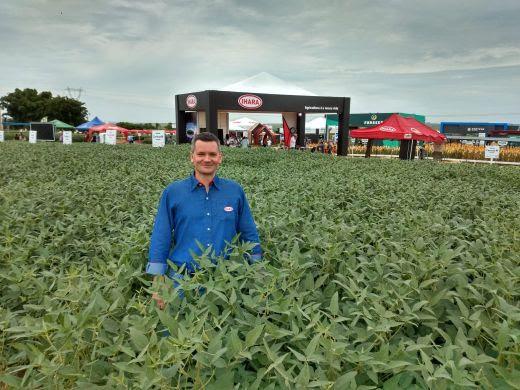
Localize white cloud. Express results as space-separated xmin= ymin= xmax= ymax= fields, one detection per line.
xmin=0 ymin=0 xmax=519 ymax=123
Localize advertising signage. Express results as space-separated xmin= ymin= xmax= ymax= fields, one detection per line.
xmin=175 ymin=89 xmax=351 ymax=155
xmin=326 ymin=113 xmax=426 ymax=128
xmin=439 ymin=122 xmax=509 ymax=136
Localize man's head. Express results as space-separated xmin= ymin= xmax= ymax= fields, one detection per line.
xmin=190 ymin=132 xmax=222 ymax=177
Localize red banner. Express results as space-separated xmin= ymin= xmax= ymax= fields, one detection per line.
xmin=282 ymin=117 xmax=291 ymax=148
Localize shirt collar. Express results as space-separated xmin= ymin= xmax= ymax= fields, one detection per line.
xmin=190 ymin=172 xmax=220 ymax=191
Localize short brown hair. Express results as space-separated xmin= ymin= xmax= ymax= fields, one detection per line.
xmin=191 ymin=132 xmax=221 ymax=153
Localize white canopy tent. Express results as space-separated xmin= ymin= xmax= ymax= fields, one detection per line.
xmin=305 ymin=117 xmax=327 ymax=130
xmin=229 ymin=117 xmax=259 ymax=131
xmin=221 ymin=72 xmax=316 ymax=96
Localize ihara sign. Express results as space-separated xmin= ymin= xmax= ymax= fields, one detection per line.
xmin=238 ymin=94 xmax=263 ymax=110
xmin=186 ymin=95 xmax=197 ymax=109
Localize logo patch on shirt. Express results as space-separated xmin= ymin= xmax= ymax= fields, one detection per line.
xmin=224 ymin=206 xmax=234 ymax=212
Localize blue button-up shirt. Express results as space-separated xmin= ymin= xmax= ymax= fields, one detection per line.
xmin=146 ymin=174 xmax=262 ymax=276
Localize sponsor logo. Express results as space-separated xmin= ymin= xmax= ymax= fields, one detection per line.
xmin=186 ymin=95 xmax=197 ymax=108
xmin=371 ymin=114 xmax=377 ymax=120
xmin=224 ymin=206 xmax=234 ymax=212
xmin=363 ymin=120 xmax=383 ymax=125
xmin=404 ymin=133 xmax=412 ymax=139
xmin=410 ymin=127 xmax=422 ymax=135
xmin=238 ymin=94 xmax=263 ymax=109
xmin=381 ymin=126 xmax=396 ymax=132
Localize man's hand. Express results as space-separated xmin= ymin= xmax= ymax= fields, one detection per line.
xmin=152 ymin=291 xmax=166 ymax=310
xmin=152 ymin=276 xmax=166 ymax=310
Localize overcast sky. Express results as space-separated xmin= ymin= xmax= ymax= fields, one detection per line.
xmin=1 ymin=0 xmax=519 ymax=124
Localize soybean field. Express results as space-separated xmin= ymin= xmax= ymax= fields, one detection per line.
xmin=1 ymin=143 xmax=519 ymax=389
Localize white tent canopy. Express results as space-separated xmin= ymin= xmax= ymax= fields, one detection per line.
xmin=229 ymin=117 xmax=259 ymax=131
xmin=221 ymin=72 xmax=316 ymax=96
xmin=305 ymin=117 xmax=327 ymax=130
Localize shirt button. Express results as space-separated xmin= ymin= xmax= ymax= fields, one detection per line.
xmin=206 ymin=243 xmax=210 ymax=246
xmin=206 ymin=213 xmax=210 ymax=216
xmin=207 ymin=227 xmax=211 ymax=231
xmin=205 ymin=197 xmax=209 ymax=200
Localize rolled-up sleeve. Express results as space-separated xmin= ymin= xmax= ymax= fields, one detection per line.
xmin=147 ymin=187 xmax=174 ymax=275
xmin=237 ymin=188 xmax=262 ymax=262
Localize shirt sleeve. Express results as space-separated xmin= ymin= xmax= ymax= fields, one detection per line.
xmin=237 ymin=187 xmax=262 ymax=262
xmin=146 ymin=187 xmax=174 ymax=275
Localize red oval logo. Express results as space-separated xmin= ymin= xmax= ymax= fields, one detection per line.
xmin=238 ymin=94 xmax=262 ymax=110
xmin=186 ymin=95 xmax=197 ymax=109
xmin=380 ymin=126 xmax=396 ymax=132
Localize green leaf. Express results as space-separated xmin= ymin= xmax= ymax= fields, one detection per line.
xmin=129 ymin=327 xmax=148 ymax=351
xmin=334 ymin=370 xmax=357 ymax=389
xmin=245 ymin=324 xmax=264 ymax=347
xmin=330 ymin=291 xmax=339 ymax=316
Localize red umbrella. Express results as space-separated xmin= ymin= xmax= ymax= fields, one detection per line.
xmin=350 ymin=114 xmax=446 ymax=144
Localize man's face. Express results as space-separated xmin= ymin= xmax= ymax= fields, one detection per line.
xmin=190 ymin=140 xmax=222 ymax=176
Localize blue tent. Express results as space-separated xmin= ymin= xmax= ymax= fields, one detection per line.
xmin=76 ymin=116 xmax=105 ymax=132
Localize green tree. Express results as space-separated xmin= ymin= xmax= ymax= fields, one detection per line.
xmin=0 ymin=88 xmax=88 ymax=125
xmin=0 ymin=88 xmax=51 ymax=122
xmin=46 ymin=96 xmax=88 ymax=126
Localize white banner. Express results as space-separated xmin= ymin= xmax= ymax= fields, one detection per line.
xmin=29 ymin=130 xmax=37 ymax=143
xmin=0 ymin=130 xmax=4 ymax=142
xmin=485 ymin=145 xmax=500 ymax=160
xmin=99 ymin=133 xmax=106 ymax=144
xmin=105 ymin=130 xmax=117 ymax=145
xmin=62 ymin=131 xmax=72 ymax=145
xmin=152 ymin=130 xmax=165 ymax=148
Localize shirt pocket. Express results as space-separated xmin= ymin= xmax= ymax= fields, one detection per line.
xmin=216 ymin=199 xmax=237 ymax=222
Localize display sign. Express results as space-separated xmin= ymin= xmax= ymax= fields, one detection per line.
xmin=152 ymin=130 xmax=165 ymax=147
xmin=238 ymin=94 xmax=263 ymax=110
xmin=485 ymin=145 xmax=500 ymax=160
xmin=0 ymin=130 xmax=4 ymax=142
xmin=30 ymin=122 xmax=54 ymax=141
xmin=99 ymin=133 xmax=106 ymax=144
xmin=62 ymin=131 xmax=72 ymax=145
xmin=186 ymin=95 xmax=197 ymax=108
xmin=29 ymin=130 xmax=37 ymax=143
xmin=105 ymin=129 xmax=117 ymax=145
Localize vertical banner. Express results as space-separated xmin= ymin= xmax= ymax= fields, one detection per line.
xmin=0 ymin=130 xmax=4 ymax=142
xmin=282 ymin=112 xmax=297 ymax=148
xmin=152 ymin=130 xmax=165 ymax=148
xmin=62 ymin=131 xmax=72 ymax=145
xmin=99 ymin=133 xmax=106 ymax=144
xmin=105 ymin=130 xmax=117 ymax=145
xmin=29 ymin=130 xmax=37 ymax=143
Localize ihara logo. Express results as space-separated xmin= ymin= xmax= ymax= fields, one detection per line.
xmin=381 ymin=126 xmax=396 ymax=132
xmin=186 ymin=95 xmax=197 ymax=109
xmin=238 ymin=94 xmax=262 ymax=110
xmin=224 ymin=206 xmax=234 ymax=212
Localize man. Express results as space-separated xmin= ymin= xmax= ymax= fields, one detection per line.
xmin=289 ymin=133 xmax=297 ymax=149
xmin=146 ymin=132 xmax=262 ymax=307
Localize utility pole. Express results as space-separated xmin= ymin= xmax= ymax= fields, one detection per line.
xmin=66 ymin=87 xmax=84 ymax=99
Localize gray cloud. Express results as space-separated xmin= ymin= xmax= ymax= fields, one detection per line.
xmin=1 ymin=0 xmax=519 ymax=123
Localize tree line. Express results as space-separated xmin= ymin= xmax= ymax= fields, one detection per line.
xmin=0 ymin=88 xmax=88 ymax=126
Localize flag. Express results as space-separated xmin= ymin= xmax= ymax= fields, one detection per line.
xmin=282 ymin=117 xmax=291 ymax=148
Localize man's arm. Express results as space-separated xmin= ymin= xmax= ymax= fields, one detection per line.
xmin=237 ymin=188 xmax=262 ymax=263
xmin=147 ymin=187 xmax=174 ymax=275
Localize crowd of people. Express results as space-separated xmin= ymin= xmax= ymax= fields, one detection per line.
xmin=13 ymin=132 xmax=27 ymax=141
